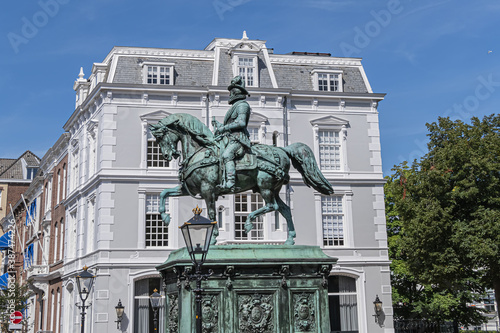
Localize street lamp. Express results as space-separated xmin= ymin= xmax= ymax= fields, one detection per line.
xmin=150 ymin=289 xmax=162 ymax=332
xmin=373 ymin=295 xmax=383 ymax=323
xmin=179 ymin=206 xmax=216 ymax=333
xmin=76 ymin=266 xmax=96 ymax=333
xmin=115 ymin=299 xmax=124 ymax=329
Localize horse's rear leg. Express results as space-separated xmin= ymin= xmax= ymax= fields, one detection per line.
xmin=244 ymin=190 xmax=278 ymax=234
xmin=275 ymin=194 xmax=296 ymax=245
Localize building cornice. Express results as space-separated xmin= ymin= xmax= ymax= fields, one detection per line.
xmin=63 ymin=83 xmax=386 ymax=131
xmin=270 ymin=54 xmax=363 ymax=66
xmin=103 ymin=46 xmax=214 ymax=63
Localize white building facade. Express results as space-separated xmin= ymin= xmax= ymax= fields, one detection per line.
xmin=61 ymin=33 xmax=392 ymax=333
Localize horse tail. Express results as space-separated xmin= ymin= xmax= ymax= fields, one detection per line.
xmin=281 ymin=143 xmax=334 ymax=195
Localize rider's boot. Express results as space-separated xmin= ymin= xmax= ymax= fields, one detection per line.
xmin=225 ymin=160 xmax=236 ymax=192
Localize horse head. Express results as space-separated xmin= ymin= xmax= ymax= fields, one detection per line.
xmin=149 ymin=123 xmax=180 ymax=161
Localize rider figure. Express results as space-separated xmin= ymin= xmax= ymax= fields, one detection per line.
xmin=212 ymin=76 xmax=251 ymax=192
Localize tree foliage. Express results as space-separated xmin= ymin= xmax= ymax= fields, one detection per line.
xmin=386 ymin=114 xmax=500 ymax=325
xmin=0 ymin=279 xmax=31 ymax=331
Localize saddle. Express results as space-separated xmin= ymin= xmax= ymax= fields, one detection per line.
xmin=180 ymin=145 xmax=284 ymax=182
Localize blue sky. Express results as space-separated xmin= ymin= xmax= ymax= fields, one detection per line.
xmin=1 ymin=0 xmax=499 ymax=175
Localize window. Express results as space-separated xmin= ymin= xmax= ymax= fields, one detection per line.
xmin=57 ymin=170 xmax=61 ymax=204
xmin=87 ymin=199 xmax=95 ymax=253
xmin=147 ymin=130 xmax=169 ymax=168
xmin=238 ymin=57 xmax=255 ymax=87
xmin=328 ymin=275 xmax=358 ymax=332
xmin=68 ymin=211 xmax=77 ymax=259
xmin=318 ymin=73 xmax=340 ymax=92
xmin=235 ymin=193 xmax=264 ymax=240
xmin=44 ymin=179 xmax=52 ymax=213
xmin=148 ymin=66 xmax=170 ymax=85
xmin=87 ymin=128 xmax=97 ymax=178
xmin=312 ymin=70 xmax=343 ymax=92
xmin=248 ymin=127 xmax=259 ymax=144
xmin=319 ymin=130 xmax=341 ymax=170
xmin=71 ymin=148 xmax=79 ymax=191
xmin=143 ymin=63 xmax=174 ymax=85
xmin=53 ymin=222 xmax=59 ymax=263
xmin=27 ymin=167 xmax=38 ymax=180
xmin=145 ymin=194 xmax=168 ymax=247
xmin=62 ymin=164 xmax=67 ymax=200
xmin=322 ymin=196 xmax=344 ymax=246
xmin=58 ymin=218 xmax=64 ymax=261
xmin=134 ymin=277 xmax=165 ymax=333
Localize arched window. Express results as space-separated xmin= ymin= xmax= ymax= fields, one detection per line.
xmin=58 ymin=218 xmax=64 ymax=261
xmin=50 ymin=289 xmax=55 ymax=332
xmin=62 ymin=164 xmax=67 ymax=200
xmin=55 ymin=287 xmax=61 ymax=333
xmin=53 ymin=223 xmax=59 ymax=263
xmin=134 ymin=277 xmax=165 ymax=333
xmin=328 ymin=275 xmax=359 ymax=332
xmin=57 ymin=170 xmax=61 ymax=204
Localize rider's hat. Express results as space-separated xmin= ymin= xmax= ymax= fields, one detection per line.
xmin=227 ymin=76 xmax=249 ymax=96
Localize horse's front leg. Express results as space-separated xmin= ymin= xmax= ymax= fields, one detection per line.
xmin=204 ymin=193 xmax=219 ymax=245
xmin=159 ymin=185 xmax=187 ymax=226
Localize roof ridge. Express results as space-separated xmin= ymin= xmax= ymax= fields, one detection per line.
xmin=0 ymin=150 xmax=41 ymax=178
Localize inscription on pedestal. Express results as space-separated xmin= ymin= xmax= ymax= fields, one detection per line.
xmin=238 ymin=293 xmax=275 ymax=332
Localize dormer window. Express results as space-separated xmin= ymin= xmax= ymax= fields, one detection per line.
xmin=238 ymin=57 xmax=255 ymax=86
xmin=232 ymin=54 xmax=258 ymax=87
xmin=312 ymin=69 xmax=343 ymax=92
xmin=142 ymin=62 xmax=174 ymax=85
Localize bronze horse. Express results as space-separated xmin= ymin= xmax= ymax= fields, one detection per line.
xmin=150 ymin=113 xmax=333 ymax=245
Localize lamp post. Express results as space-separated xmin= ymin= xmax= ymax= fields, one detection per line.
xmin=179 ymin=206 xmax=216 ymax=333
xmin=373 ymin=295 xmax=383 ymax=323
xmin=115 ymin=299 xmax=124 ymax=329
xmin=150 ymin=289 xmax=161 ymax=332
xmin=76 ymin=266 xmax=96 ymax=333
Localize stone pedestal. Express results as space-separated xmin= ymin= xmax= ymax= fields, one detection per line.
xmin=157 ymin=245 xmax=337 ymax=333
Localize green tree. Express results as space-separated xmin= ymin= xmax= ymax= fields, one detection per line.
xmin=0 ymin=280 xmax=31 ymax=332
xmin=386 ymin=114 xmax=500 ymax=325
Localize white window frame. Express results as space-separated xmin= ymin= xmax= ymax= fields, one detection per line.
xmin=315 ymin=191 xmax=353 ymax=248
xmin=58 ymin=218 xmax=64 ymax=261
xmin=142 ymin=62 xmax=175 ymax=85
xmin=311 ymin=116 xmax=349 ymax=172
xmin=140 ymin=111 xmax=176 ymax=170
xmin=146 ymin=130 xmax=169 ymax=168
xmin=67 ymin=209 xmax=77 ymax=260
xmin=248 ymin=112 xmax=268 ymax=145
xmin=86 ymin=196 xmax=95 ymax=254
xmin=328 ymin=274 xmax=360 ymax=332
xmin=70 ymin=145 xmax=79 ymax=192
xmin=62 ymin=164 xmax=67 ymax=200
xmin=86 ymin=120 xmax=98 ymax=179
xmin=321 ymin=195 xmax=344 ymax=247
xmin=231 ymin=53 xmax=258 ymax=88
xmin=312 ymin=69 xmax=343 ymax=92
xmin=234 ymin=192 xmax=265 ymax=241
xmin=144 ymin=193 xmax=169 ymax=248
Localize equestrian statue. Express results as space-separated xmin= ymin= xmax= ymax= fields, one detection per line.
xmin=150 ymin=76 xmax=333 ymax=245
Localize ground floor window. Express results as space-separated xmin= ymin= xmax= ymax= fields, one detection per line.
xmin=235 ymin=193 xmax=264 ymax=240
xmin=134 ymin=277 xmax=165 ymax=333
xmin=328 ymin=275 xmax=359 ymax=333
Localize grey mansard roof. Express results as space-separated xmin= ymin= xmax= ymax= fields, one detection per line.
xmin=108 ymin=41 xmax=371 ymax=93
